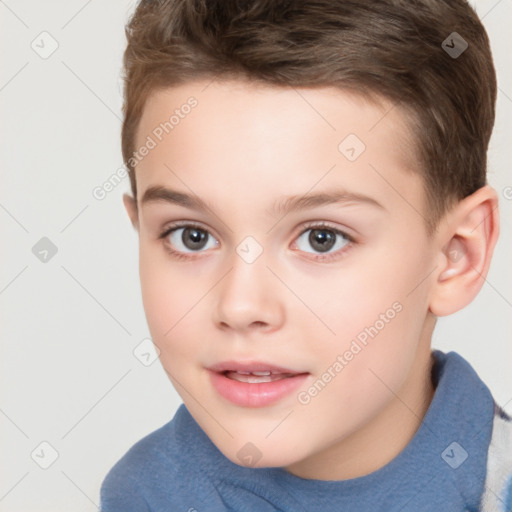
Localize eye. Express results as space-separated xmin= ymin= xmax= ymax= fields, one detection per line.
xmin=159 ymin=223 xmax=218 ymax=256
xmin=159 ymin=221 xmax=354 ymax=262
xmin=294 ymin=223 xmax=352 ymax=259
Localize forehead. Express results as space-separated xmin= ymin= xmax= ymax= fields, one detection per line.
xmin=134 ymin=79 xmax=424 ymax=222
xmin=136 ymin=79 xmax=415 ymax=156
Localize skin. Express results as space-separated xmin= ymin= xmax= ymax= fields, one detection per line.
xmin=123 ymin=79 xmax=499 ymax=480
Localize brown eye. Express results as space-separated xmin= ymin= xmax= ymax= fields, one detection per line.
xmin=180 ymin=227 xmax=209 ymax=250
xmin=307 ymin=229 xmax=337 ymax=253
xmin=162 ymin=224 xmax=218 ymax=254
xmin=295 ymin=225 xmax=351 ymax=256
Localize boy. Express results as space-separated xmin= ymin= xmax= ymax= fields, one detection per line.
xmin=101 ymin=0 xmax=512 ymax=510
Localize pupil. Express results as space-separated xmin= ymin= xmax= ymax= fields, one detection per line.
xmin=309 ymin=229 xmax=335 ymax=253
xmin=183 ymin=228 xmax=207 ymax=250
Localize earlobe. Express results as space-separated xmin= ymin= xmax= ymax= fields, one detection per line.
xmin=123 ymin=193 xmax=139 ymax=231
xmin=429 ymin=185 xmax=499 ymax=316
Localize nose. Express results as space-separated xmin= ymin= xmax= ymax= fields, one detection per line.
xmin=213 ymin=250 xmax=285 ymax=334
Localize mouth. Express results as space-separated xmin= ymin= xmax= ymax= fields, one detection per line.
xmin=222 ymin=370 xmax=298 ymax=384
xmin=207 ymin=361 xmax=309 ymax=407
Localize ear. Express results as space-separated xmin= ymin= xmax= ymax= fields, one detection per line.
xmin=429 ymin=185 xmax=500 ymax=316
xmin=123 ymin=193 xmax=139 ymax=231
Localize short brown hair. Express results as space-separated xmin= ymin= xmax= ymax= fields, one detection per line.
xmin=121 ymin=0 xmax=497 ymax=233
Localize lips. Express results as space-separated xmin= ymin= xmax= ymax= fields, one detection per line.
xmin=208 ymin=361 xmax=302 ymax=374
xmin=207 ymin=361 xmax=309 ymax=407
xmin=209 ymin=361 xmax=303 ymax=383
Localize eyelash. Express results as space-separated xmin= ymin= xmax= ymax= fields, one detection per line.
xmin=157 ymin=221 xmax=355 ymax=263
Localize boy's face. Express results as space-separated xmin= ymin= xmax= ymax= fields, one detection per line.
xmin=129 ymin=79 xmax=440 ymax=478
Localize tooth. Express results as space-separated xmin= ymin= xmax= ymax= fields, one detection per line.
xmin=247 ymin=375 xmax=272 ymax=383
xmin=224 ymin=370 xmax=294 ymax=383
xmin=251 ymin=371 xmax=271 ymax=376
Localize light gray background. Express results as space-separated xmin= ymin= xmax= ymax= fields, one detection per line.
xmin=1 ymin=1 xmax=510 ymax=510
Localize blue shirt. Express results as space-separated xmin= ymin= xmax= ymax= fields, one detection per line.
xmin=100 ymin=350 xmax=512 ymax=511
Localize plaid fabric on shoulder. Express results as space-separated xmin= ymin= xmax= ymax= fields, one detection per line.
xmin=480 ymin=403 xmax=512 ymax=511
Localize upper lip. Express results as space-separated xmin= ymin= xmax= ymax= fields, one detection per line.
xmin=208 ymin=361 xmax=306 ymax=374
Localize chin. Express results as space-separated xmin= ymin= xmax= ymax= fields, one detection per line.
xmin=213 ymin=435 xmax=307 ymax=470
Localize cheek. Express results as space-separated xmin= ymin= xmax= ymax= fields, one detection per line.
xmin=310 ymin=250 xmax=430 ymax=399
xmin=311 ymin=263 xmax=398 ymax=347
xmin=138 ymin=248 xmax=200 ymax=355
xmin=295 ymin=307 xmax=419 ymax=443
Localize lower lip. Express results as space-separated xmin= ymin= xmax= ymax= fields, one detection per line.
xmin=208 ymin=370 xmax=309 ymax=407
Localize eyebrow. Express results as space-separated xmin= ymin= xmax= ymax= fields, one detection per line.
xmin=140 ymin=185 xmax=385 ymax=216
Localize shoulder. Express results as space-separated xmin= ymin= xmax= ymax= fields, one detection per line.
xmin=100 ymin=407 xmax=226 ymax=511
xmin=105 ymin=418 xmax=175 ymax=478
xmin=100 ymin=419 xmax=177 ymax=511
xmin=479 ymin=404 xmax=512 ymax=512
